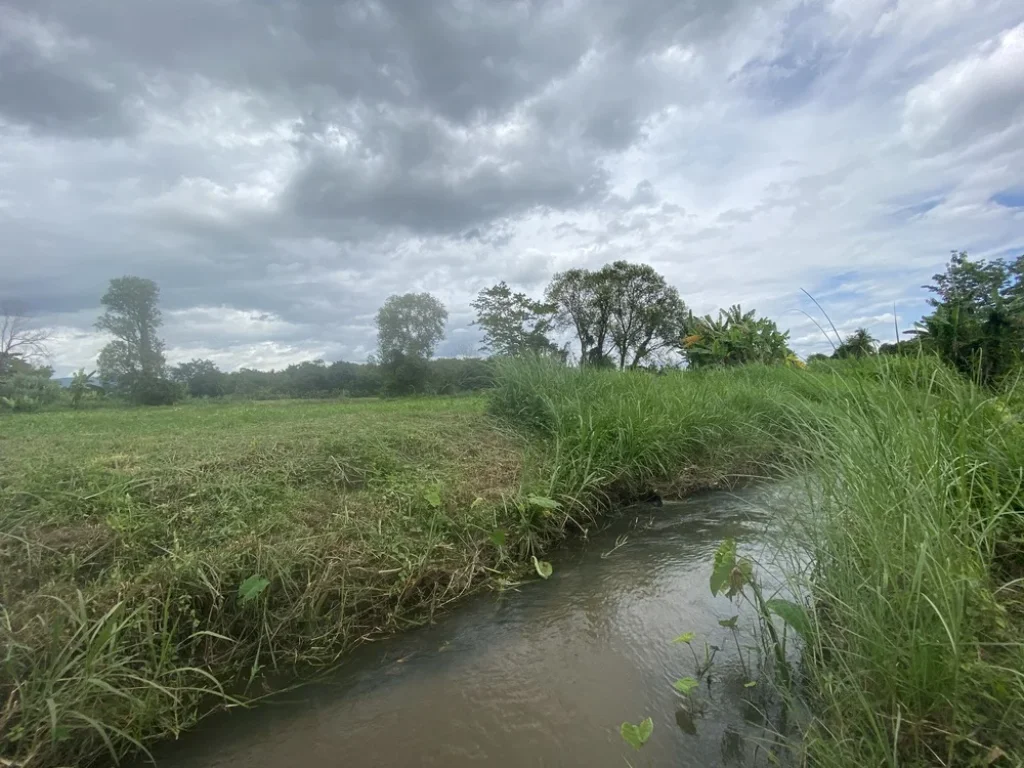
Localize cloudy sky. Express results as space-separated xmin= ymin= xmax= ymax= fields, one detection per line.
xmin=1 ymin=0 xmax=1022 ymax=375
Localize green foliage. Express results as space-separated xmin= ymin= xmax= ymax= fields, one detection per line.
xmin=0 ymin=361 xmax=61 ymax=412
xmin=237 ymin=575 xmax=270 ymax=604
xmin=683 ymin=305 xmax=794 ymax=368
xmin=619 ymin=717 xmax=654 ymax=751
xmin=95 ymin=276 xmax=172 ymax=403
xmin=472 ymin=282 xmax=560 ymax=358
xmin=531 ymin=556 xmax=553 ymax=579
xmin=376 ymin=292 xmax=448 ymax=363
xmin=833 ymin=327 xmax=877 ymax=359
xmin=68 ymin=369 xmax=102 ymax=408
xmin=909 ymin=250 xmax=1024 ymax=386
xmin=546 ymin=261 xmax=686 ymax=368
xmin=171 ymin=358 xmax=226 ymax=398
xmin=672 ymin=676 xmax=699 ymax=694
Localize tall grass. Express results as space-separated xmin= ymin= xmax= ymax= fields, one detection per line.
xmin=490 ymin=355 xmax=1024 ymax=766
xmin=794 ymin=363 xmax=1024 ymax=766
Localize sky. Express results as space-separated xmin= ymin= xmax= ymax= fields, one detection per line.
xmin=1 ymin=0 xmax=1023 ymax=376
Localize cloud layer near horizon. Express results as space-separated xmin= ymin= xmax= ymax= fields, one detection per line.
xmin=1 ymin=0 xmax=1022 ymax=375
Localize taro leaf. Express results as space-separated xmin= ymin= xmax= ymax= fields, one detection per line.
xmin=673 ymin=677 xmax=699 ymax=695
xmin=620 ymin=717 xmax=654 ymax=751
xmin=424 ymin=487 xmax=442 ymax=509
xmin=672 ymin=632 xmax=696 ymax=644
xmin=710 ymin=539 xmax=737 ymax=597
xmin=532 ymin=556 xmax=553 ymax=580
xmin=238 ymin=575 xmax=270 ymax=604
xmin=489 ymin=529 xmax=507 ymax=548
xmin=718 ymin=616 xmax=739 ymax=629
xmin=765 ymin=598 xmax=812 ymax=640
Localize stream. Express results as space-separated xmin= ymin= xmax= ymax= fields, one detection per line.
xmin=144 ymin=483 xmax=798 ymax=767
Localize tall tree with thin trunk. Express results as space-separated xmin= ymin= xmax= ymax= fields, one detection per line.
xmin=0 ymin=301 xmax=50 ymax=376
xmin=96 ymin=276 xmax=167 ymax=395
xmin=472 ymin=282 xmax=559 ymax=358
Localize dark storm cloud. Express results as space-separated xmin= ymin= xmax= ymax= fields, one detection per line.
xmin=3 ymin=0 xmax=1020 ymax=374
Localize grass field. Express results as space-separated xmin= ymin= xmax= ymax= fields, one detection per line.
xmin=3 ymin=360 xmax=1023 ymax=767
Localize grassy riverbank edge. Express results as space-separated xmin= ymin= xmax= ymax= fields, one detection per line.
xmin=489 ymin=357 xmax=1024 ymax=767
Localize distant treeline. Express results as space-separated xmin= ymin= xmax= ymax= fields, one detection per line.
xmin=171 ymin=357 xmax=495 ymax=400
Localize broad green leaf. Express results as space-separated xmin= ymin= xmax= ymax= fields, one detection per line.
xmin=710 ymin=539 xmax=737 ymax=597
xmin=526 ymin=494 xmax=560 ymax=510
xmin=673 ymin=677 xmax=699 ymax=695
xmin=620 ymin=717 xmax=654 ymax=750
xmin=238 ymin=575 xmax=270 ymax=604
xmin=744 ymin=680 xmax=758 ymax=688
xmin=532 ymin=556 xmax=553 ymax=579
xmin=672 ymin=632 xmax=695 ymax=644
xmin=765 ymin=598 xmax=812 ymax=640
xmin=718 ymin=616 xmax=739 ymax=629
xmin=489 ymin=529 xmax=507 ymax=548
xmin=424 ymin=487 xmax=442 ymax=509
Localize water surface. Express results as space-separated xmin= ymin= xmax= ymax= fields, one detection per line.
xmin=147 ymin=484 xmax=795 ymax=767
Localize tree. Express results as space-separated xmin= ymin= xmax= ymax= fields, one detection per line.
xmin=170 ymin=358 xmax=225 ymax=398
xmin=376 ymin=293 xmax=448 ymax=395
xmin=546 ymin=262 xmax=685 ymax=369
xmin=683 ymin=305 xmax=795 ymax=368
xmin=96 ymin=276 xmax=170 ymax=401
xmin=600 ymin=261 xmax=688 ymax=369
xmin=0 ymin=301 xmax=50 ymax=376
xmin=472 ymin=282 xmax=560 ymax=358
xmin=834 ymin=328 xmax=877 ymax=359
xmin=908 ymin=251 xmax=1024 ymax=385
xmin=376 ymin=293 xmax=448 ymax=362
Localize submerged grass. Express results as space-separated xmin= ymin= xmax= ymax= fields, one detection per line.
xmin=3 ymin=359 xmax=1022 ymax=766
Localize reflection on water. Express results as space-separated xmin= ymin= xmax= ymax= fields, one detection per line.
xmin=144 ymin=484 xmax=795 ymax=767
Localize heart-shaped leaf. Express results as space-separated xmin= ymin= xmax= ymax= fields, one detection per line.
xmin=620 ymin=717 xmax=654 ymax=750
xmin=672 ymin=632 xmax=695 ymax=644
xmin=489 ymin=529 xmax=507 ymax=548
xmin=532 ymin=556 xmax=553 ymax=579
xmin=673 ymin=677 xmax=699 ymax=695
xmin=424 ymin=487 xmax=442 ymax=509
xmin=238 ymin=575 xmax=270 ymax=604
xmin=718 ymin=615 xmax=739 ymax=629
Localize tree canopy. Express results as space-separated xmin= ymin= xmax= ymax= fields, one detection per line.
xmin=472 ymin=281 xmax=559 ymax=358
xmin=96 ymin=276 xmax=172 ymax=402
xmin=546 ymin=261 xmax=686 ymax=369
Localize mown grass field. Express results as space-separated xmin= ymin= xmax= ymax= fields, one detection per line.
xmin=3 ymin=360 xmax=1024 ymax=767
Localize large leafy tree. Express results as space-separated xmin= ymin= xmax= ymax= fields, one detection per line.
xmin=546 ymin=268 xmax=613 ymax=366
xmin=376 ymin=293 xmax=448 ymax=395
xmin=546 ymin=262 xmax=685 ymax=369
xmin=601 ymin=261 xmax=687 ymax=369
xmin=96 ymin=276 xmax=170 ymax=400
xmin=683 ymin=305 xmax=795 ymax=368
xmin=472 ymin=282 xmax=559 ymax=358
xmin=909 ymin=251 xmax=1024 ymax=385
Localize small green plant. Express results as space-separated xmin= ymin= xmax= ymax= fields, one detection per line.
xmin=531 ymin=555 xmax=553 ymax=579
xmin=620 ymin=717 xmax=653 ymax=751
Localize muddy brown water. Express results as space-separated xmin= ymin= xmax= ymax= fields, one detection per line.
xmin=143 ymin=484 xmax=798 ymax=767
